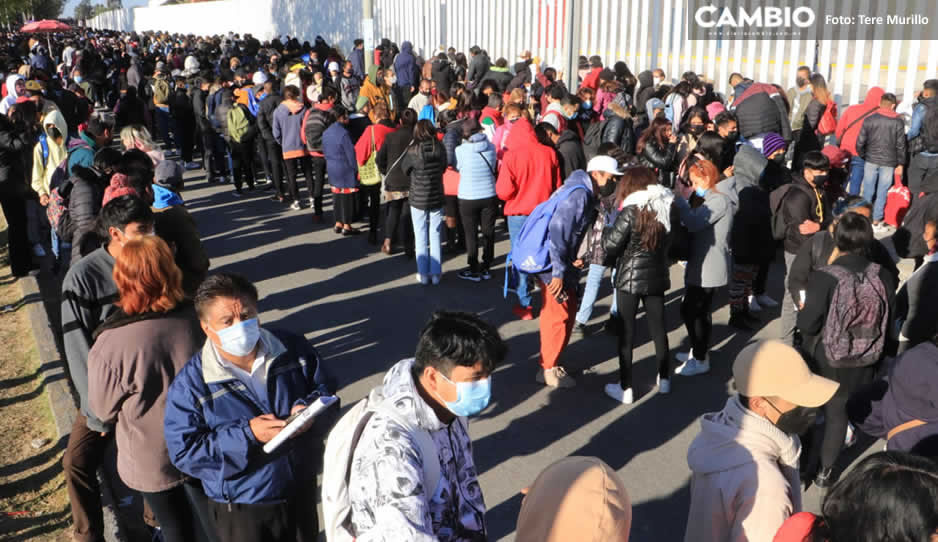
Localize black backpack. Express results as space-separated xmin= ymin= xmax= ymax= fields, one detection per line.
xmin=922 ymin=101 xmax=938 ymax=154
xmin=769 ymin=182 xmax=810 ymax=241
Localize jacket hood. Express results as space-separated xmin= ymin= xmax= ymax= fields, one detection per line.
xmin=874 ymin=106 xmax=900 ymax=119
xmin=505 ymin=117 xmax=538 ymax=149
xmin=565 ymin=170 xmax=594 ymax=193
xmin=688 ymin=397 xmax=801 ymax=475
xmin=733 ymin=144 xmax=768 ymax=187
xmin=715 ymin=176 xmax=739 ymax=209
xmin=464 ymin=132 xmax=491 ymax=150
xmin=400 ymin=41 xmax=413 ymax=54
xmin=43 ymin=109 xmax=68 ymax=141
xmin=367 ymin=64 xmax=379 ymax=85
xmin=645 ymin=98 xmax=664 ymax=121
xmin=863 ymin=86 xmax=885 ymax=107
xmin=556 ymin=128 xmax=579 ymax=146
xmin=516 ymin=456 xmax=631 ymax=542
xmin=152 ymin=183 xmax=184 ymax=209
xmin=375 ymin=358 xmax=447 ymax=432
xmin=5 ymin=74 xmax=24 ymax=98
xmin=637 ymin=70 xmax=653 ymax=90
xmin=889 ymin=342 xmax=938 ymax=422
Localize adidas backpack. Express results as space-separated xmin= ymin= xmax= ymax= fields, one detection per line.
xmin=820 ymin=263 xmax=889 ymax=368
xmin=321 ymin=386 xmax=442 ymax=542
xmin=510 ymin=182 xmax=589 ymax=274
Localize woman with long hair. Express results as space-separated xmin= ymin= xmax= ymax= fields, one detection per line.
xmin=88 ymin=236 xmax=210 ymax=542
xmin=120 ymin=124 xmax=165 ymax=166
xmin=674 ymin=156 xmax=737 ymax=376
xmin=637 ymin=117 xmax=679 ymax=187
xmin=601 ymin=167 xmax=675 ymax=404
xmin=402 ymin=119 xmax=448 ymax=284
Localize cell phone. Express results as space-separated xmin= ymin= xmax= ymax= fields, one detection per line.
xmin=555 ymin=290 xmax=569 ymax=304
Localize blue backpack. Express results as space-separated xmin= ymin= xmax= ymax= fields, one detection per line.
xmin=510 ymin=183 xmax=589 ymax=275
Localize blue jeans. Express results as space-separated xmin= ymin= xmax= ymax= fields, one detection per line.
xmin=847 ymin=155 xmax=865 ymax=196
xmin=50 ymin=229 xmax=71 ymax=269
xmin=411 ymin=206 xmax=443 ymax=277
xmin=575 ymin=264 xmax=618 ymax=324
xmin=861 ymin=162 xmax=895 ymax=221
xmin=507 ymin=215 xmax=533 ymax=307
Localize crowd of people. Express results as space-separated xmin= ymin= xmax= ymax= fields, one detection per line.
xmin=1 ymin=25 xmax=938 ymax=542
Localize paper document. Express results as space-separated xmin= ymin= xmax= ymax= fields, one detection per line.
xmin=263 ymin=395 xmax=338 ymax=454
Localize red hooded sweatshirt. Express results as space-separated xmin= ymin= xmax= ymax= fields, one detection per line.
xmin=496 ymin=118 xmax=562 ymax=216
xmin=836 ymin=86 xmax=884 ymax=157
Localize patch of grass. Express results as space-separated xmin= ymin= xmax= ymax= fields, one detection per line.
xmin=0 ymin=214 xmax=71 ymax=541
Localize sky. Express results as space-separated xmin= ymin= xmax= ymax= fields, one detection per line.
xmin=63 ymin=0 xmax=149 ymax=18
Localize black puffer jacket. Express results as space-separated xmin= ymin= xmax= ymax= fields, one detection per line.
xmin=467 ymin=53 xmax=491 ymax=87
xmin=729 ymin=145 xmax=774 ymax=265
xmin=555 ymin=129 xmax=586 ymax=179
xmin=639 ymin=138 xmax=678 ymax=188
xmin=0 ymin=115 xmax=30 ymax=199
xmin=894 ymin=169 xmax=938 ymax=259
xmin=602 ymin=203 xmax=674 ymax=295
xmin=67 ymin=166 xmax=108 ymax=264
xmin=601 ymin=105 xmax=635 ymax=156
xmin=856 ymin=109 xmax=907 ymax=168
xmin=376 ymin=124 xmax=414 ymax=193
xmin=731 ymin=81 xmax=792 ymax=142
xmin=402 ymin=138 xmax=447 ymax=210
xmin=257 ymin=93 xmax=283 ymax=142
xmin=443 ymin=118 xmax=465 ymax=168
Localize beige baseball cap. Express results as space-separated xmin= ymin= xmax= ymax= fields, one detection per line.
xmin=733 ymin=340 xmax=839 ymax=408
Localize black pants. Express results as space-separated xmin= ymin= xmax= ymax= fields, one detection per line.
xmin=333 ymin=192 xmax=356 ymax=225
xmin=174 ymin=120 xmax=195 ymax=163
xmin=753 ymin=261 xmax=770 ymax=296
xmin=207 ymin=486 xmax=318 ymax=542
xmin=459 ymin=197 xmax=497 ymax=272
xmin=201 ymin=129 xmax=227 ymax=177
xmin=285 ymin=156 xmax=314 ymax=206
xmin=263 ymin=140 xmax=286 ymax=197
xmin=0 ymin=193 xmax=32 ymax=276
xmin=308 ymin=156 xmax=327 ymax=214
xmin=681 ymin=285 xmax=715 ymax=360
xmin=230 ymin=140 xmax=256 ymax=190
xmin=616 ymin=291 xmax=669 ymax=389
xmin=141 ymin=481 xmax=216 ymax=542
xmin=908 ymin=152 xmax=938 ymax=198
xmin=818 ymin=361 xmax=875 ymax=470
xmin=361 ymin=185 xmax=381 ymax=233
xmin=384 ymin=198 xmax=413 ymax=250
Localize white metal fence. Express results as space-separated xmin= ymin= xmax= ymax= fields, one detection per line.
xmin=88 ymin=0 xmax=938 ymax=107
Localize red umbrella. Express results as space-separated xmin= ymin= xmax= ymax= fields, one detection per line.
xmin=20 ymin=20 xmax=71 ymax=33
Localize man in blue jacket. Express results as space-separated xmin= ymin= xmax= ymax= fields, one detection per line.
xmin=536 ymin=155 xmax=621 ymax=388
xmin=164 ymin=272 xmax=335 ymax=542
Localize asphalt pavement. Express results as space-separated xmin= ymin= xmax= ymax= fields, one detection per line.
xmin=179 ymin=165 xmax=900 ymax=542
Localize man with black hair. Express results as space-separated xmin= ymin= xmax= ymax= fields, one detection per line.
xmin=779 ymin=151 xmax=833 ymax=345
xmin=907 ymin=79 xmax=938 ymax=198
xmin=857 ymin=92 xmax=906 ymax=229
xmin=69 ymin=117 xmax=113 ymax=176
xmin=68 ymin=147 xmax=122 ymax=264
xmin=347 ymin=311 xmax=505 ymax=541
xmin=302 ymin=85 xmax=337 ymax=215
xmin=467 ymin=45 xmax=490 ymax=88
xmin=170 ymin=75 xmax=198 ymax=169
xmin=257 ymin=79 xmax=286 ymax=200
xmin=541 ymin=86 xmax=571 ymax=132
xmin=351 ymin=38 xmax=365 ymax=80
xmin=61 ymin=195 xmax=154 ymax=542
xmin=482 ymin=57 xmax=512 ymax=93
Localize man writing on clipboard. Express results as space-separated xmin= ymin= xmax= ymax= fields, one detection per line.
xmin=164 ymin=272 xmax=337 ymax=542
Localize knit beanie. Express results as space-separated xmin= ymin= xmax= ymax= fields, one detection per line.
xmin=762 ymin=133 xmax=786 ymax=157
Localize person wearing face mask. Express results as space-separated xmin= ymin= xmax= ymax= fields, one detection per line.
xmin=786 ymin=66 xmax=814 ymax=145
xmin=676 ymin=107 xmax=709 ymax=168
xmin=796 ymin=212 xmax=896 ymax=488
xmin=683 ymin=340 xmax=839 ymax=542
xmin=345 ymin=311 xmax=505 ymax=541
xmin=408 ymin=78 xmax=433 ymax=114
xmin=164 ymin=272 xmax=336 ymax=542
xmin=61 ymin=195 xmax=155 ymax=542
xmin=894 ymin=221 xmax=938 ymax=352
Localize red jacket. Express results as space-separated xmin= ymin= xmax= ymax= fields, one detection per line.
xmin=836 ymin=86 xmax=884 ymax=157
xmin=773 ymin=512 xmax=818 ymax=542
xmin=496 ymin=119 xmax=562 ymax=216
xmin=480 ymin=106 xmax=503 ymax=127
xmin=355 ymin=122 xmax=395 ymax=165
xmin=581 ymin=67 xmax=603 ymax=91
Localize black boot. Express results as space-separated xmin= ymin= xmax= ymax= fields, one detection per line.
xmin=728 ymin=310 xmax=759 ymax=331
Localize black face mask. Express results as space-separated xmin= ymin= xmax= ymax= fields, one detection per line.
xmin=812 ymin=173 xmax=829 ymax=186
xmin=769 ymin=401 xmax=818 ymax=435
xmin=687 ymin=124 xmax=705 ymax=136
xmin=598 ymin=179 xmax=617 ymax=197
xmin=796 ymin=77 xmax=807 ymax=88
xmin=772 ymin=154 xmax=787 ymax=165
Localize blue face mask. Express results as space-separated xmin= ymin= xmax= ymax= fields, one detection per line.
xmin=583 ymin=100 xmax=592 ymax=109
xmin=74 ymin=75 xmax=83 ymax=84
xmin=214 ymin=318 xmax=261 ymax=356
xmin=437 ymin=372 xmax=492 ymax=417
xmin=695 ymin=187 xmax=709 ymax=198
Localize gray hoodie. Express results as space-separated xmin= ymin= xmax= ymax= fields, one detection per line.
xmin=685 ymin=396 xmax=803 ymax=542
xmin=676 ymin=176 xmax=738 ymax=288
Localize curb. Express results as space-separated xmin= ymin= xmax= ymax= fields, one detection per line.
xmin=16 ymin=273 xmax=127 ymax=542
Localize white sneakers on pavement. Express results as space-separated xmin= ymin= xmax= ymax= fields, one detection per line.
xmin=415 ymin=273 xmax=429 ymax=285
xmin=604 ymin=383 xmax=634 ymax=404
xmin=675 ymin=352 xmax=710 ymax=376
xmin=658 ymin=376 xmax=671 ymax=394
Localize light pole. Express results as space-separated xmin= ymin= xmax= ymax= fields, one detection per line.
xmin=562 ymin=0 xmax=579 ymax=92
xmin=362 ymin=0 xmax=374 ymax=77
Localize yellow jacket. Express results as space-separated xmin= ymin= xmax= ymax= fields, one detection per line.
xmin=31 ymin=109 xmax=68 ymax=198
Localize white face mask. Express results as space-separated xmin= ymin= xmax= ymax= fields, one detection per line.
xmin=387 ymin=75 xmax=397 ymax=85
xmin=653 ymin=77 xmax=663 ymax=86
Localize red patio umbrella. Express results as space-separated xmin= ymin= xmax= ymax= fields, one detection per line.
xmin=20 ymin=20 xmax=72 ymax=52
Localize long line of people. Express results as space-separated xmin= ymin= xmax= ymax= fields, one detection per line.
xmin=3 ymin=27 xmax=938 ymax=542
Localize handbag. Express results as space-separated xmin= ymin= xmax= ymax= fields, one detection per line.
xmin=359 ymin=127 xmax=382 ymax=186
xmin=817 ymin=101 xmax=838 ymax=136
xmin=884 ymin=169 xmax=911 ymax=227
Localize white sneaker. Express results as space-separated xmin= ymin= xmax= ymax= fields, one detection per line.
xmin=676 ymin=358 xmax=710 ymax=376
xmin=749 ymin=295 xmax=763 ymax=313
xmin=755 ymin=294 xmax=779 ymax=308
xmin=675 ymin=351 xmax=692 ymax=363
xmin=604 ymin=383 xmax=634 ymax=404
xmin=658 ymin=376 xmax=671 ymax=394
xmin=415 ymin=273 xmax=429 ymax=285
xmin=430 ymin=275 xmax=441 ymax=285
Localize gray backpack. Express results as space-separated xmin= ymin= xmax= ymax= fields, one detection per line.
xmin=820 ymin=263 xmax=889 ymax=368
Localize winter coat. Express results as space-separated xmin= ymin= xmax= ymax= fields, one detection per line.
xmin=394 ymin=41 xmax=419 ymax=90
xmin=0 ymin=114 xmax=30 ymax=199
xmin=730 ymin=80 xmax=793 ymax=142
xmin=555 ymin=129 xmax=587 ymax=180
xmin=272 ymin=99 xmax=309 ymax=159
xmin=360 ymin=66 xmax=393 ymax=123
xmin=322 ymin=122 xmax=358 ymax=190
xmin=402 ymin=137 xmax=448 ymax=210
xmin=256 ymin=92 xmax=283 ymax=142
xmin=339 ymin=74 xmax=362 ymax=111
xmin=376 ymin=124 xmax=414 ymax=193
xmin=355 ymin=121 xmax=395 ymax=166
xmin=467 ymin=53 xmax=491 ymax=86
xmin=169 ymin=88 xmax=194 ymax=127
xmin=31 ymin=109 xmax=68 ymax=198
xmin=639 ymin=138 xmax=678 ymax=188
xmin=351 ymin=47 xmax=366 ymax=80
xmin=66 ymin=132 xmax=97 ymax=178
xmin=797 ymin=252 xmax=897 ymax=368
xmin=684 ymin=396 xmax=804 ymax=542
xmin=213 ymin=90 xmax=234 ymax=137
xmin=153 ymin=205 xmax=210 ymax=297
xmin=539 ymin=171 xmax=596 ymax=290
xmin=481 ymin=66 xmax=512 ymax=93
xmin=781 ymin=174 xmax=832 ymax=255
xmin=675 ymin=177 xmax=738 ymax=288
xmin=895 ymin=252 xmax=938 ymax=347
xmin=164 ymin=329 xmax=333 ymax=505
xmin=600 ymin=104 xmax=635 ymax=156
xmin=634 ymin=71 xmax=655 ymax=125
xmin=431 ymin=58 xmax=455 ymax=94
xmin=89 ymin=304 xmax=203 ymax=493
xmin=729 ymin=145 xmax=774 ymax=265
xmin=856 ymin=107 xmax=907 ymax=167
xmin=893 ymin=170 xmax=938 ymax=259
xmin=302 ymin=103 xmax=333 ymax=155
xmin=67 ymin=166 xmax=108 ymax=264
xmin=848 ymin=341 xmax=938 ymax=458
xmin=496 ymin=119 xmax=563 ymax=216
xmin=348 ymin=358 xmax=486 ymax=541
xmin=580 ymin=67 xmax=603 ymax=91
xmin=786 ymin=86 xmax=815 ymax=132
xmin=787 ymin=229 xmax=898 ymax=312
xmin=602 ymin=201 xmax=675 ymax=295
xmin=454 ymin=133 xmax=497 ymax=201
xmin=836 ymin=87 xmax=884 ymax=157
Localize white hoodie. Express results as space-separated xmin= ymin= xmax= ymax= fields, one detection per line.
xmin=684 ymin=396 xmax=803 ymax=542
